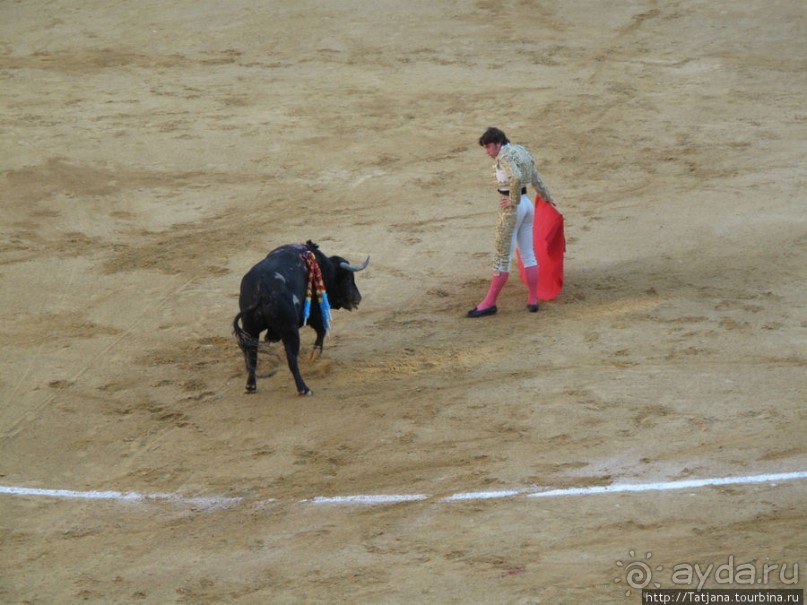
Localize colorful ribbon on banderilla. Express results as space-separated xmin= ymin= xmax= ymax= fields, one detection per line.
xmin=302 ymin=250 xmax=332 ymax=333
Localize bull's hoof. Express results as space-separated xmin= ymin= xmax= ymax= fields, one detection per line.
xmin=298 ymin=388 xmax=313 ymax=396
xmin=244 ymin=384 xmax=256 ymax=394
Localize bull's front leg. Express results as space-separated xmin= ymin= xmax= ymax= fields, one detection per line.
xmin=309 ymin=329 xmax=326 ymax=362
xmin=282 ymin=330 xmax=312 ymax=396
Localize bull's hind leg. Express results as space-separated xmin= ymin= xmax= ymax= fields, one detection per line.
xmin=282 ymin=330 xmax=312 ymax=396
xmin=243 ymin=334 xmax=259 ymax=393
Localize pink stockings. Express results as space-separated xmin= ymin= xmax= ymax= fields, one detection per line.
xmin=476 ymin=271 xmax=509 ymax=311
xmin=524 ymin=265 xmax=539 ymax=306
xmin=476 ymin=266 xmax=539 ymax=311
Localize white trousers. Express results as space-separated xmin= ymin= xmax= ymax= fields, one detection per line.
xmin=494 ymin=193 xmax=537 ymax=273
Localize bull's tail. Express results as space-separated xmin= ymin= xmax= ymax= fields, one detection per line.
xmin=232 ymin=304 xmax=259 ymax=352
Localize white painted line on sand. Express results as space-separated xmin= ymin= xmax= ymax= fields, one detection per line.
xmin=525 ymin=471 xmax=807 ymax=499
xmin=1 ymin=471 xmax=804 ymax=510
xmin=441 ymin=489 xmax=525 ymax=502
xmin=0 ymin=485 xmax=242 ymax=510
xmin=301 ymin=494 xmax=429 ymax=505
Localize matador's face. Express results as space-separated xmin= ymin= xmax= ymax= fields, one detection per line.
xmin=483 ymin=142 xmax=502 ymax=159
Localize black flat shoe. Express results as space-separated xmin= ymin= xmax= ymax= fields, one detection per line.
xmin=467 ymin=305 xmax=497 ymax=318
xmin=527 ymin=304 xmax=539 ymax=313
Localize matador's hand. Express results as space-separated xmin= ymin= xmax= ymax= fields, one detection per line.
xmin=499 ymin=197 xmax=512 ymax=209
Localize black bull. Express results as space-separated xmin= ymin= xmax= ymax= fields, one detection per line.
xmin=233 ymin=241 xmax=369 ymax=395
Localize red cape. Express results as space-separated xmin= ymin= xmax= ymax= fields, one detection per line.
xmin=517 ymin=196 xmax=565 ymax=300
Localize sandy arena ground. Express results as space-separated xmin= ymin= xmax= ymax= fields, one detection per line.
xmin=1 ymin=1 xmax=805 ymax=603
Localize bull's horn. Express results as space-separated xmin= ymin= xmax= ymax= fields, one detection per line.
xmin=340 ymin=256 xmax=370 ymax=272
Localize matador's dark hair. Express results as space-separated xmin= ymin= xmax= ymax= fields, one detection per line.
xmin=478 ymin=127 xmax=510 ymax=146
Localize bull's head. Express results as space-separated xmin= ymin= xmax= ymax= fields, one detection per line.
xmin=330 ymin=255 xmax=370 ymax=310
